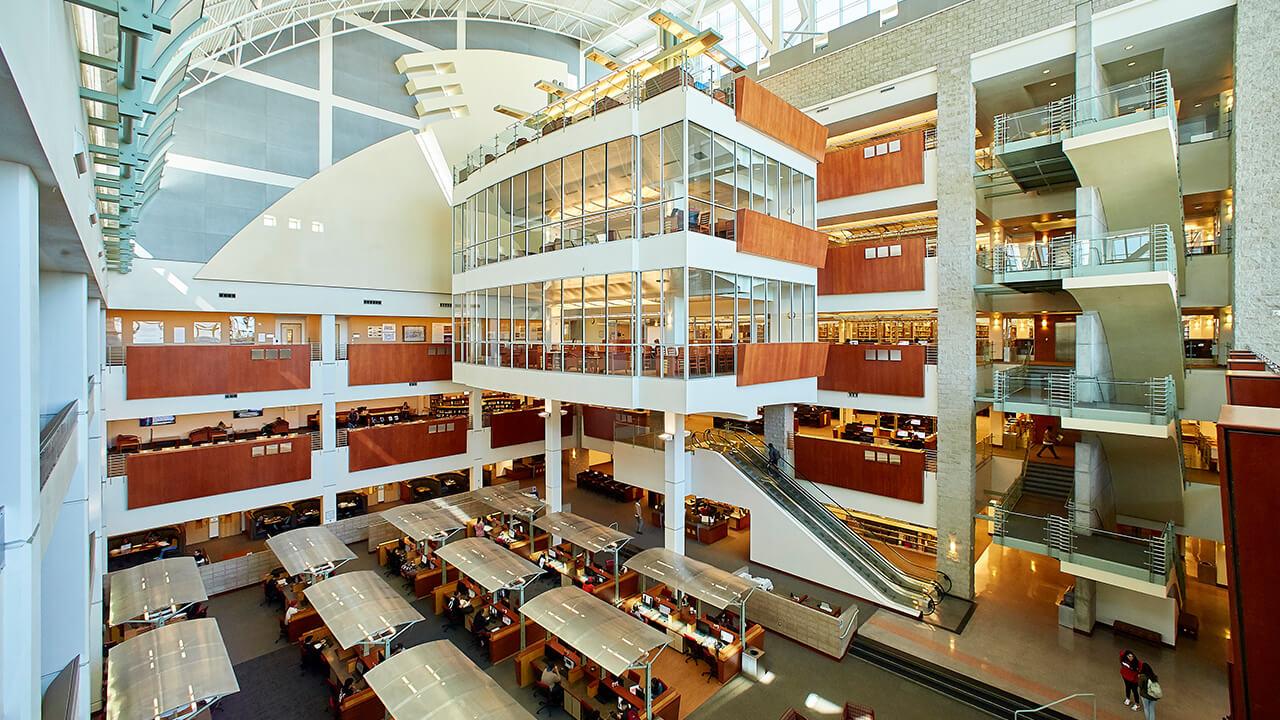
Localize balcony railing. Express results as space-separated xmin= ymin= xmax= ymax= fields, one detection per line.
xmin=454 ymin=56 xmax=733 ymax=183
xmin=986 ymin=367 xmax=1175 ymax=425
xmin=992 ymin=71 xmax=1175 ymax=150
xmin=985 ymin=225 xmax=1175 ymax=280
xmin=976 ymin=434 xmax=992 ymax=468
xmin=39 ymin=401 xmax=78 ymax=490
xmin=992 ymin=96 xmax=1075 ymax=147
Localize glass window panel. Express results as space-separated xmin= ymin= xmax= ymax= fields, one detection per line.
xmin=561 ymin=277 xmax=583 ymax=342
xmin=608 ymin=208 xmax=634 ymax=242
xmin=486 ymin=184 xmax=498 ymax=240
xmin=750 ymin=149 xmax=767 ymax=212
xmin=688 ymin=124 xmax=712 ymax=202
xmin=606 ymin=136 xmax=634 ymax=208
xmin=544 ymin=279 xmax=562 ymax=345
xmin=788 ymin=165 xmax=804 ymax=224
xmin=544 ymin=159 xmax=562 ymax=222
xmin=528 ymin=165 xmax=544 ymax=225
xmin=528 ymin=225 xmax=545 ymax=255
xmin=733 ymin=275 xmax=753 ymax=343
xmin=582 ymin=144 xmax=607 ymax=216
xmin=662 ymin=123 xmax=685 ymax=201
xmin=640 ymin=130 xmax=661 ymax=205
xmin=498 ymin=177 xmax=512 ymax=236
xmin=562 ymin=152 xmax=583 ymax=218
xmin=805 ymin=285 xmax=816 ymax=341
xmin=803 ymin=175 xmax=814 ymax=228
xmin=712 ymin=134 xmax=736 ymax=209
xmin=582 ymin=275 xmax=607 ymax=346
xmin=713 ymin=272 xmax=736 ymax=343
xmin=512 ymin=230 xmax=527 ymax=258
xmin=562 ymin=216 xmax=583 ymax=248
xmin=735 ymin=144 xmax=752 ymax=210
xmin=512 ymin=172 xmax=527 ymax=229
xmin=131 ymin=320 xmax=165 ymax=344
xmin=584 ymin=212 xmax=608 ymax=244
xmin=765 ymin=157 xmax=779 ymax=217
xmin=688 ymin=268 xmax=713 ymax=345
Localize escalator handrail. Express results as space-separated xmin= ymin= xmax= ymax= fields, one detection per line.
xmin=704 ymin=428 xmax=948 ymax=601
xmin=693 ymin=429 xmax=940 ymax=612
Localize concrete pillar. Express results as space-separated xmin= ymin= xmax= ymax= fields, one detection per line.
xmin=87 ymin=300 xmax=106 ymax=712
xmin=1072 ymin=577 xmax=1097 ymax=633
xmin=761 ymin=404 xmax=794 ymax=475
xmin=1073 ymin=1 xmax=1106 ymax=119
xmin=545 ymin=400 xmax=564 ymax=512
xmin=1074 ymin=311 xmax=1113 ymax=403
xmin=469 ymin=392 xmax=485 ymax=489
xmin=1232 ymin=0 xmax=1280 ymax=362
xmin=0 ymin=162 xmax=41 ymax=720
xmin=935 ymin=57 xmax=979 ymax=600
xmin=563 ymin=446 xmax=590 ymax=488
xmin=319 ymin=314 xmax=339 ymax=522
xmin=662 ymin=413 xmax=687 ymax=553
xmin=1073 ymin=433 xmax=1114 ymax=532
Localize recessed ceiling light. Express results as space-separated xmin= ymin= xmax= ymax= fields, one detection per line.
xmin=1125 ymin=44 xmax=1134 ymax=50
xmin=1042 ymin=69 xmax=1051 ymax=74
xmin=1195 ymin=103 xmax=1202 ymax=107
xmin=1194 ymin=205 xmax=1203 ymax=209
xmin=1049 ymin=81 xmax=1057 ymax=87
xmin=1127 ymin=61 xmax=1136 ymax=67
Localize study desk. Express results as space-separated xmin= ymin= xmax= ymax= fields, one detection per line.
xmin=622 ymin=590 xmax=764 ymax=683
xmin=517 ymin=639 xmax=681 ymax=720
xmin=684 ymin=516 xmax=729 ymax=544
xmin=533 ymin=550 xmax=640 ymax=600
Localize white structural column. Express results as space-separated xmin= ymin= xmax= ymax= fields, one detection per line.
xmin=87 ymin=301 xmax=107 ymax=711
xmin=934 ymin=56 xmax=979 ymax=600
xmin=663 ymin=412 xmax=687 ymax=554
xmin=0 ymin=161 xmax=42 ymax=720
xmin=545 ymin=400 xmax=564 ymax=512
xmin=468 ymin=392 xmax=485 ymax=489
xmin=320 ymin=314 xmax=338 ymax=521
xmin=762 ymin=404 xmax=794 ymax=475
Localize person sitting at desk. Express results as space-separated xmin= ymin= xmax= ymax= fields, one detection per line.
xmin=192 ymin=548 xmax=209 ymax=566
xmin=540 ymin=664 xmax=562 ymax=689
xmin=337 ymin=678 xmax=357 ymax=703
xmin=284 ymin=600 xmax=300 ymax=624
xmin=650 ymin=678 xmax=666 ymax=698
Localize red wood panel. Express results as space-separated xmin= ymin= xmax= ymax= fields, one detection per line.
xmin=817 ymin=130 xmax=925 ymax=200
xmin=817 ymin=236 xmax=925 ymax=295
xmin=817 ymin=343 xmax=926 ymax=397
xmin=736 ymin=209 xmax=828 ymax=267
xmin=1228 ymin=359 xmax=1268 ymax=372
xmin=1227 ymin=373 xmax=1280 ymax=408
xmin=125 ymin=435 xmax=311 ymax=508
xmin=347 ymin=343 xmax=452 ymax=385
xmin=794 ymin=434 xmax=924 ymax=502
xmin=1218 ymin=410 xmax=1280 ymax=720
xmin=125 ymin=344 xmax=310 ymax=399
xmin=736 ymin=343 xmax=829 ymax=386
xmin=347 ymin=420 xmax=467 ymax=471
xmin=582 ymin=406 xmax=646 ymax=441
xmin=490 ymin=408 xmax=545 ymax=448
xmin=733 ymin=76 xmax=828 ymax=162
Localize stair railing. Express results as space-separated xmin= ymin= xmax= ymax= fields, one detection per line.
xmin=1014 ymin=693 xmax=1095 ymax=720
xmin=699 ymin=428 xmax=949 ymax=606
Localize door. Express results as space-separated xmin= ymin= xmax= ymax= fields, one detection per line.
xmin=279 ymin=322 xmax=304 ymax=345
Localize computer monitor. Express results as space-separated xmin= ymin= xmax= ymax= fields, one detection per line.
xmin=563 ymin=657 xmax=575 ymax=670
xmin=695 ymin=619 xmax=712 ymax=635
xmin=914 ymin=431 xmax=927 ymax=440
xmin=502 ymin=615 xmax=512 ymax=626
xmin=895 ymin=430 xmax=908 ymax=438
xmin=719 ymin=629 xmax=733 ymax=644
xmin=909 ymin=418 xmax=921 ymax=426
xmin=862 ymin=425 xmax=874 ymax=434
xmin=641 ymin=594 xmax=653 ymax=606
xmin=658 ymin=604 xmax=671 ymax=616
xmin=629 ymin=684 xmax=643 ymax=697
xmin=546 ymin=646 xmax=563 ymax=665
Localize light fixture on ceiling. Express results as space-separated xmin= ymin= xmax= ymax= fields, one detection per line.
xmin=1127 ymin=61 xmax=1136 ymax=67
xmin=1125 ymin=44 xmax=1134 ymax=50
xmin=537 ymin=411 xmax=549 ymax=418
xmin=1049 ymin=82 xmax=1057 ymax=87
xmin=1042 ymin=68 xmax=1051 ymax=74
xmin=1195 ymin=103 xmax=1202 ymax=108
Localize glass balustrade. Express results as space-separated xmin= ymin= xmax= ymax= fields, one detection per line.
xmin=984 ymin=368 xmax=1175 ymax=425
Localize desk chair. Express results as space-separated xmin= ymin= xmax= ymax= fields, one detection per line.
xmin=533 ymin=681 xmax=560 ymax=716
xmin=277 ymin=617 xmax=289 ymax=643
xmin=698 ymin=643 xmax=718 ymax=682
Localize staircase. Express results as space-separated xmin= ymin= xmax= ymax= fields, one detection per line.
xmin=849 ymin=637 xmax=1075 ymax=719
xmin=1021 ymin=461 xmax=1074 ymax=502
xmin=691 ymin=428 xmax=946 ymax=616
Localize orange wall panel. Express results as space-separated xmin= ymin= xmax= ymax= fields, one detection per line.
xmin=490 ymin=408 xmax=545 ymax=448
xmin=817 ymin=236 xmax=926 ymax=295
xmin=734 ymin=77 xmax=828 ymax=162
xmin=817 ymin=130 xmax=925 ymax=200
xmin=125 ymin=344 xmax=311 ymax=399
xmin=817 ymin=343 xmax=926 ymax=397
xmin=736 ymin=209 xmax=828 ymax=267
xmin=794 ymin=435 xmax=924 ymax=502
xmin=347 ymin=420 xmax=467 ymax=472
xmin=736 ymin=343 xmax=829 ymax=386
xmin=125 ymin=435 xmax=311 ymax=508
xmin=347 ymin=343 xmax=452 ymax=385
xmin=1227 ymin=373 xmax=1280 ymax=409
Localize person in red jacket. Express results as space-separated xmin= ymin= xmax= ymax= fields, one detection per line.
xmin=1120 ymin=650 xmax=1143 ymax=710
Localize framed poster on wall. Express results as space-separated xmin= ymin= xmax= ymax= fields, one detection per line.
xmin=403 ymin=326 xmax=426 ymax=342
xmin=382 ymin=323 xmax=396 ymax=342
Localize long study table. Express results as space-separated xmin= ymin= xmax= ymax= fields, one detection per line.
xmin=621 ymin=586 xmax=764 ymax=683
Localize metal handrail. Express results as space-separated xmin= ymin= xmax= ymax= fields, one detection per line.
xmin=1013 ymin=693 xmax=1096 ymax=720
xmin=695 ymin=428 xmax=949 ymax=606
xmin=1073 ymin=70 xmax=1173 ymax=128
xmin=39 ymin=401 xmax=79 ymax=490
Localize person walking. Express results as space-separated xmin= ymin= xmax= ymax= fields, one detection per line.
xmin=634 ymin=500 xmax=643 ymax=534
xmin=767 ymin=442 xmax=781 ymax=469
xmin=1137 ymin=662 xmax=1161 ymax=719
xmin=1119 ymin=650 xmax=1142 ymax=709
xmin=1037 ymin=426 xmax=1061 ymax=459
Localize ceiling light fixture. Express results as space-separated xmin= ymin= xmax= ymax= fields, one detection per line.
xmin=1049 ymin=81 xmax=1057 ymax=87
xmin=1042 ymin=68 xmax=1051 ymax=74
xmin=1125 ymin=44 xmax=1134 ymax=50
xmin=1127 ymin=61 xmax=1136 ymax=67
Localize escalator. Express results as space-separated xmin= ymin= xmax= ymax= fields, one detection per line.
xmin=691 ymin=428 xmax=947 ymax=616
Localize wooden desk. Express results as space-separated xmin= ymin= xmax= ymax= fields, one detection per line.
xmin=528 ymin=651 xmax=681 ymax=720
xmin=685 ymin=517 xmax=729 ymax=544
xmin=337 ymin=687 xmax=384 ymax=720
xmin=412 ymin=567 xmax=443 ymax=599
xmin=287 ymin=607 xmax=323 ymax=643
xmin=622 ymin=590 xmax=765 ymax=683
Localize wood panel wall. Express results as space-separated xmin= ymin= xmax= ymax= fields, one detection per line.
xmin=735 ymin=343 xmax=829 ymax=386
xmin=817 ymin=236 xmax=926 ymax=295
xmin=125 ymin=435 xmax=311 ymax=508
xmin=490 ymin=408 xmax=545 ymax=448
xmin=347 ymin=420 xmax=467 ymax=472
xmin=735 ymin=209 xmax=828 ymax=267
xmin=1227 ymin=373 xmax=1280 ymax=409
xmin=347 ymin=343 xmax=452 ymax=385
xmin=817 ymin=129 xmax=925 ymax=200
xmin=733 ymin=77 xmax=828 ymax=162
xmin=1228 ymin=359 xmax=1268 ymax=372
xmin=1217 ymin=407 xmax=1280 ymax=720
xmin=794 ymin=434 xmax=924 ymax=503
xmin=125 ymin=344 xmax=311 ymax=399
xmin=817 ymin=343 xmax=926 ymax=397
xmin=583 ymin=406 xmax=647 ymax=441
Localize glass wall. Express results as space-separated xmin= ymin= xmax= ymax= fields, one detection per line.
xmin=453 ymin=123 xmax=814 ymax=272
xmin=454 ymin=268 xmax=815 ymax=379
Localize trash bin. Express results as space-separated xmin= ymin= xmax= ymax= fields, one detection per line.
xmin=743 ymin=647 xmax=765 ymax=679
xmin=1057 ymin=585 xmax=1075 ymax=628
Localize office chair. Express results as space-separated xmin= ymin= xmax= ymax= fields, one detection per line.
xmin=699 ymin=644 xmax=717 ymax=682
xmin=533 ymin=681 xmax=558 ymax=716
xmin=277 ymin=617 xmax=289 ymax=644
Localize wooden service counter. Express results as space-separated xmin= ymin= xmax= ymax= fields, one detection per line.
xmin=621 ymin=585 xmax=764 ymax=683
xmin=515 ymin=638 xmax=681 ymax=720
xmin=684 ymin=515 xmax=729 ymax=544
xmin=125 ymin=434 xmax=311 ymax=508
xmin=346 ymin=417 xmax=466 ymax=471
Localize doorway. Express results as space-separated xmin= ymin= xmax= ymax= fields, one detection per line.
xmin=277 ymin=317 xmax=306 ymax=345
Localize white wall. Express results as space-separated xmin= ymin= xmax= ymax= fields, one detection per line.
xmin=1182 ymin=368 xmax=1227 ymax=423
xmin=797 ymin=473 xmax=938 ymax=529
xmin=1095 ymin=582 xmax=1179 ymax=645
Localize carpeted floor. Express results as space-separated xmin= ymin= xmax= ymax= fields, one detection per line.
xmin=212 ymin=646 xmax=331 ymax=720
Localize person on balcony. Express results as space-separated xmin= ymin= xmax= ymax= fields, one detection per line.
xmin=1037 ymin=427 xmax=1061 ymax=459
